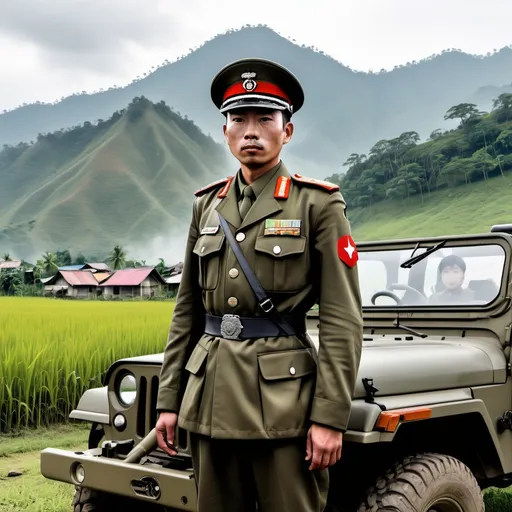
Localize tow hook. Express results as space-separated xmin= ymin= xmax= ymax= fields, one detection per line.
xmin=130 ymin=476 xmax=161 ymax=499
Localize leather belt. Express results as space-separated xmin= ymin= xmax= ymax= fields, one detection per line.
xmin=204 ymin=313 xmax=305 ymax=340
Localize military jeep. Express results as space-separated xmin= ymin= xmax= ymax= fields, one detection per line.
xmin=41 ymin=225 xmax=512 ymax=511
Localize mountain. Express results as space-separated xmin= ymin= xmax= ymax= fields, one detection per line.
xmin=2 ymin=25 xmax=512 ymax=178
xmin=0 ymin=97 xmax=228 ymax=260
xmin=468 ymin=83 xmax=512 ymax=111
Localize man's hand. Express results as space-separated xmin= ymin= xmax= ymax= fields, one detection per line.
xmin=305 ymin=423 xmax=343 ymax=470
xmin=155 ymin=412 xmax=179 ymax=456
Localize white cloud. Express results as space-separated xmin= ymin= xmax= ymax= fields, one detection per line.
xmin=1 ymin=0 xmax=512 ymax=111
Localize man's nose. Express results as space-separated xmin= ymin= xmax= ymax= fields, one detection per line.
xmin=243 ymin=119 xmax=260 ymax=139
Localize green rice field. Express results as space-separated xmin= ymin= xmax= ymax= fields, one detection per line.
xmin=0 ymin=297 xmax=174 ymax=434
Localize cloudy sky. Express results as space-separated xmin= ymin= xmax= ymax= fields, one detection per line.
xmin=1 ymin=0 xmax=511 ymax=112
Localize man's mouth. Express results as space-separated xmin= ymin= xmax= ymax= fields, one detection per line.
xmin=241 ymin=144 xmax=263 ymax=150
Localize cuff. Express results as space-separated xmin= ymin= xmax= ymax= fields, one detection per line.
xmin=310 ymin=396 xmax=352 ymax=432
xmin=156 ymin=386 xmax=180 ymax=413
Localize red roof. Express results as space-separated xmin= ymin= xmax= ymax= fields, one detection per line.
xmin=59 ymin=271 xmax=99 ymax=286
xmin=100 ymin=268 xmax=163 ymax=286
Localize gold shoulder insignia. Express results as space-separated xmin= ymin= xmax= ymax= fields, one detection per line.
xmin=291 ymin=173 xmax=340 ymax=192
xmin=194 ymin=176 xmax=233 ymax=197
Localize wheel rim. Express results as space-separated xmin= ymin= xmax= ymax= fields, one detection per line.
xmin=426 ymin=496 xmax=465 ymax=512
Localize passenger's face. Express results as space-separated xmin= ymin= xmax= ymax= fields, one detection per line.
xmin=223 ymin=109 xmax=293 ymax=168
xmin=441 ymin=265 xmax=464 ymax=289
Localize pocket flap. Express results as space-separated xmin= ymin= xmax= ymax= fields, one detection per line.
xmin=255 ymin=235 xmax=306 ymax=258
xmin=258 ymin=349 xmax=316 ymax=381
xmin=185 ymin=344 xmax=208 ymax=375
xmin=193 ymin=234 xmax=225 ymax=258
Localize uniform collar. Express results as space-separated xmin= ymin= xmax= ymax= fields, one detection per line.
xmin=236 ymin=161 xmax=282 ymax=200
xmin=217 ymin=160 xmax=290 ymax=230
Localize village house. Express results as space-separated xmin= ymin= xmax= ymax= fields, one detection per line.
xmin=43 ymin=270 xmax=106 ymax=298
xmin=0 ymin=260 xmax=22 ymax=270
xmin=100 ymin=267 xmax=166 ymax=298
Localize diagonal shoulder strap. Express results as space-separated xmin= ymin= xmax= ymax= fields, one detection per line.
xmin=217 ymin=212 xmax=295 ymax=336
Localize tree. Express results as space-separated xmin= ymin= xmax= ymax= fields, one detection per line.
xmin=108 ymin=245 xmax=126 ymax=270
xmin=492 ymin=93 xmax=512 ymax=123
xmin=41 ymin=252 xmax=58 ymax=275
xmin=444 ymin=103 xmax=479 ymax=126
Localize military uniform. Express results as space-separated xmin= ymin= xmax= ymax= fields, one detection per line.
xmin=156 ymin=58 xmax=364 ymax=512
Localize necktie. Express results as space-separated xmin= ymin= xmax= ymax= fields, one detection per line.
xmin=239 ymin=185 xmax=254 ymax=220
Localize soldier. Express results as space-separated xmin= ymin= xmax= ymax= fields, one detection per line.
xmin=155 ymin=58 xmax=363 ymax=512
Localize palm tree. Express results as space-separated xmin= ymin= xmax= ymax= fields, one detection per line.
xmin=2 ymin=253 xmax=12 ymax=261
xmin=41 ymin=252 xmax=58 ymax=275
xmin=108 ymin=245 xmax=126 ymax=270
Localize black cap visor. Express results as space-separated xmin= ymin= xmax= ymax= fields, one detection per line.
xmin=220 ymin=95 xmax=292 ymax=114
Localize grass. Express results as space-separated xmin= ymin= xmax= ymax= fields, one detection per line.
xmin=0 ymin=297 xmax=175 ymax=433
xmin=0 ymin=423 xmax=510 ymax=511
xmin=0 ymin=423 xmax=89 ymax=512
xmin=350 ymin=171 xmax=512 ymax=241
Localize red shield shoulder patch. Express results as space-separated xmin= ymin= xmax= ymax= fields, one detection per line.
xmin=337 ymin=235 xmax=358 ymax=268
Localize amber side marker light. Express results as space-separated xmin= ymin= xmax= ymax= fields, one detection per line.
xmin=376 ymin=407 xmax=433 ymax=432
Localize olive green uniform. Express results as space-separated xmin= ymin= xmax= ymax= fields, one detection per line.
xmin=156 ymin=161 xmax=363 ymax=511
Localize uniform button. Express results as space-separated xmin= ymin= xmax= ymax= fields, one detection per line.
xmin=228 ymin=297 xmax=238 ymax=307
xmin=201 ymin=247 xmax=205 ymax=253
xmin=229 ymin=268 xmax=239 ymax=278
xmin=236 ymin=232 xmax=246 ymax=242
xmin=289 ymin=367 xmax=296 ymax=375
xmin=273 ymin=245 xmax=281 ymax=254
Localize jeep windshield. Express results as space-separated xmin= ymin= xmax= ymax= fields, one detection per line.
xmin=357 ymin=239 xmax=507 ymax=308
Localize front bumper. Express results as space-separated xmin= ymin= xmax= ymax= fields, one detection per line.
xmin=40 ymin=447 xmax=197 ymax=511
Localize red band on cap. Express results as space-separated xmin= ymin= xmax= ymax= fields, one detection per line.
xmin=223 ymin=81 xmax=291 ymax=104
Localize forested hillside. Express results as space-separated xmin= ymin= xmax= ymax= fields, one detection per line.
xmin=0 ymin=97 xmax=227 ymax=259
xmin=328 ymin=93 xmax=512 ymax=210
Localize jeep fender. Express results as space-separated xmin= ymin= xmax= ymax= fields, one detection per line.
xmin=69 ymin=386 xmax=110 ymax=425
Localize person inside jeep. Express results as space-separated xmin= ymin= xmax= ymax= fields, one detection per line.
xmin=429 ymin=254 xmax=476 ymax=304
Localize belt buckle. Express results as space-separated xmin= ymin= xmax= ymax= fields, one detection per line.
xmin=220 ymin=314 xmax=243 ymax=340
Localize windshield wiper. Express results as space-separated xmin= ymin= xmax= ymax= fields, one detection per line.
xmin=393 ymin=316 xmax=428 ymax=338
xmin=400 ymin=240 xmax=447 ymax=269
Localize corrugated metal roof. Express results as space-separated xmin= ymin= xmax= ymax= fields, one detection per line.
xmin=87 ymin=263 xmax=110 ymax=271
xmin=0 ymin=260 xmax=21 ymax=269
xmin=59 ymin=270 xmax=99 ymax=286
xmin=100 ymin=267 xmax=163 ymax=286
xmin=93 ymin=272 xmax=111 ymax=283
xmin=59 ymin=265 xmax=85 ymax=271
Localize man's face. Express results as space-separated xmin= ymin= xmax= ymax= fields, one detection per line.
xmin=441 ymin=265 xmax=465 ymax=290
xmin=223 ymin=108 xmax=293 ymax=168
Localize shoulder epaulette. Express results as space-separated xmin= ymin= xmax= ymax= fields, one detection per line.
xmin=194 ymin=176 xmax=234 ymax=197
xmin=291 ymin=173 xmax=339 ymax=192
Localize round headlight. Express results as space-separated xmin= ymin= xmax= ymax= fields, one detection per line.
xmin=118 ymin=373 xmax=137 ymax=407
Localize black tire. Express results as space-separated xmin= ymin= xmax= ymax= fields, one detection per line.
xmin=357 ymin=453 xmax=484 ymax=512
xmin=72 ymin=486 xmax=171 ymax=511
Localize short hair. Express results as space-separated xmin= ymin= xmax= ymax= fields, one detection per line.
xmin=439 ymin=254 xmax=466 ymax=273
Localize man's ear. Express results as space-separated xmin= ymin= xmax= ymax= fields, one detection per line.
xmin=283 ymin=121 xmax=294 ymax=145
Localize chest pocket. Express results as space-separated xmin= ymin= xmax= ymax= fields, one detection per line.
xmin=193 ymin=234 xmax=225 ymax=290
xmin=254 ymin=235 xmax=307 ymax=292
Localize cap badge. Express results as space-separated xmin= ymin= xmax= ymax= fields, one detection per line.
xmin=241 ymin=71 xmax=257 ymax=92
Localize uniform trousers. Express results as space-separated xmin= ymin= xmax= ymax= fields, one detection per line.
xmin=189 ymin=432 xmax=329 ymax=512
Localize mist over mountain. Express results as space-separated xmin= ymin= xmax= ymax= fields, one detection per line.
xmin=2 ymin=25 xmax=512 ymax=179
xmin=0 ymin=97 xmax=227 ymax=260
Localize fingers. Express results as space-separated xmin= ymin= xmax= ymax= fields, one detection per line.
xmin=309 ymin=444 xmax=325 ymax=471
xmin=156 ymin=418 xmax=177 ymax=457
xmin=305 ymin=428 xmax=312 ymax=461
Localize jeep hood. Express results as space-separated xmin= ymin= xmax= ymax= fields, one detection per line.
xmin=350 ymin=336 xmax=507 ymax=398
xmin=116 ymin=336 xmax=507 ymax=398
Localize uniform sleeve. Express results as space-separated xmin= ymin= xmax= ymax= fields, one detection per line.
xmin=310 ymin=192 xmax=363 ymax=432
xmin=156 ymin=199 xmax=205 ymax=412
